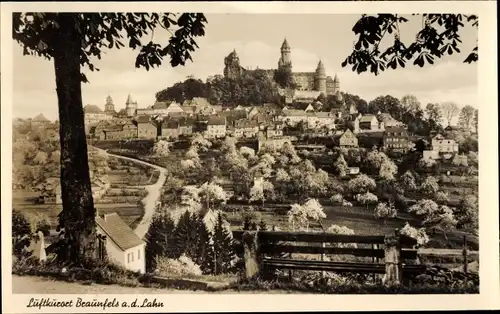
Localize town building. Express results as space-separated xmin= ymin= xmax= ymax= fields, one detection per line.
xmin=383 ymin=126 xmax=410 ymax=152
xmin=232 ymin=119 xmax=259 ymax=138
xmin=264 ymin=122 xmax=284 ymax=139
xmin=309 ymin=112 xmax=336 ymax=129
xmin=205 ymin=116 xmax=226 ymax=139
xmin=336 ymin=129 xmax=358 ymax=148
xmin=96 ymin=212 xmax=146 ymax=274
xmin=281 ymin=109 xmax=308 ymax=126
xmin=161 ymin=119 xmax=180 ymax=140
xmin=431 ymin=134 xmax=459 ymax=153
xmin=358 ymin=114 xmax=382 ymax=132
xmin=136 ymin=115 xmax=158 ymax=139
xmin=84 ymin=104 xmax=113 ymax=133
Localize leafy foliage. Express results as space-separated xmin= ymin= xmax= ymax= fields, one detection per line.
xmin=156 ymin=78 xmax=210 ymax=103
xmin=374 ymin=202 xmax=397 ymax=224
xmin=212 ymin=213 xmax=236 ymax=274
xmin=145 ymin=211 xmax=177 ymax=271
xmin=273 ymin=65 xmax=296 ymax=89
xmin=400 ymin=222 xmax=430 ymax=247
xmin=287 ymin=199 xmax=326 ymax=231
xmin=13 ymin=13 xmax=208 ymax=82
xmin=203 ymin=70 xmax=278 ymax=107
xmin=343 ymin=14 xmax=478 ymax=75
xmin=347 ymin=173 xmax=376 ymax=194
xmin=12 ymin=209 xmax=33 ymax=258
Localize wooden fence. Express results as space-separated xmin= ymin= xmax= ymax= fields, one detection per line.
xmin=232 ymin=230 xmax=474 ymax=285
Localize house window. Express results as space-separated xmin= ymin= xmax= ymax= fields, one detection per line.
xmin=127 ymin=252 xmax=134 ymax=263
xmin=137 ymin=249 xmax=141 ymax=260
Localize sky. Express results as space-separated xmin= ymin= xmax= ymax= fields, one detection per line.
xmin=12 ymin=14 xmax=479 ymax=121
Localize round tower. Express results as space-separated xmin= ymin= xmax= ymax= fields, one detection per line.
xmin=105 ymin=95 xmax=114 ymax=112
xmin=278 ymin=38 xmax=292 ymax=69
xmin=315 ymin=60 xmax=327 ymax=94
xmin=125 ymin=94 xmax=136 ymax=117
xmin=333 ymin=73 xmax=340 ymax=94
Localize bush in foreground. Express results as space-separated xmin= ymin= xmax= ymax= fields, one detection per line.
xmin=12 ymin=255 xmax=142 ymax=287
xmin=231 ymin=277 xmax=478 ymax=294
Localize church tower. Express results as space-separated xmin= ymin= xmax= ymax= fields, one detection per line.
xmin=333 ymin=73 xmax=340 ymax=94
xmin=315 ymin=60 xmax=327 ymax=94
xmin=105 ymin=95 xmax=114 ymax=112
xmin=278 ymin=38 xmax=292 ymax=69
xmin=125 ymin=94 xmax=137 ymax=117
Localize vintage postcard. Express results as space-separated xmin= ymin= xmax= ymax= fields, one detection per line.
xmin=1 ymin=1 xmax=499 ymax=313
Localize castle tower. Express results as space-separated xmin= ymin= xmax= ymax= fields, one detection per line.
xmin=105 ymin=95 xmax=114 ymax=112
xmin=224 ymin=49 xmax=243 ymax=79
xmin=278 ymin=38 xmax=292 ymax=69
xmin=315 ymin=60 xmax=327 ymax=94
xmin=125 ymin=94 xmax=137 ymax=117
xmin=333 ymin=73 xmax=340 ymax=94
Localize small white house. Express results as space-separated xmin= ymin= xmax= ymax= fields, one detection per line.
xmin=96 ymin=213 xmax=146 ymax=274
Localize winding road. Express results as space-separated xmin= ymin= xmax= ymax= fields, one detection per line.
xmin=92 ymin=147 xmax=167 ymax=239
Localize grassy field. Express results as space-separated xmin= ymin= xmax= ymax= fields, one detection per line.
xmin=224 ymin=202 xmax=478 ymax=251
xmin=13 ymin=190 xmax=144 ymax=228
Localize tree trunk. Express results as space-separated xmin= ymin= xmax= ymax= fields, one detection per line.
xmin=53 ymin=14 xmax=97 ymax=264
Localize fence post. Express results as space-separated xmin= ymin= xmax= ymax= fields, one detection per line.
xmin=462 ymin=235 xmax=468 ymax=274
xmin=383 ymin=228 xmax=401 ymax=286
xmin=242 ymin=230 xmax=260 ymax=279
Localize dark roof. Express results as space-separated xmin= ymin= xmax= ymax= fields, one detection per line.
xmin=357 ymin=132 xmax=384 ymax=147
xmin=96 ymin=213 xmax=144 ymax=251
xmin=207 ymin=116 xmax=226 ymax=126
xmin=221 ymin=109 xmax=248 ymax=122
xmin=33 ymin=113 xmax=49 ymax=122
xmin=153 ymin=101 xmax=178 ymax=109
xmin=162 ymin=119 xmax=179 ymax=129
xmin=234 ymin=119 xmax=258 ymax=129
xmin=179 ymin=117 xmax=196 ymax=127
xmin=384 ymin=126 xmax=408 ymax=137
xmin=359 ymin=115 xmax=377 ymax=123
xmin=136 ymin=115 xmax=151 ymax=124
xmin=84 ymin=105 xmax=103 ymax=114
xmin=104 ymin=124 xmax=124 ymax=132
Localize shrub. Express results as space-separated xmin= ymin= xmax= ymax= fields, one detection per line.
xmin=374 ymin=202 xmax=397 ymax=224
xmin=154 ymin=254 xmax=203 ymax=278
xmin=329 ymin=193 xmax=344 ymax=204
xmin=400 ymin=222 xmax=430 ymax=247
xmin=13 ymin=257 xmax=142 ymax=287
xmin=12 ymin=209 xmax=32 ymax=258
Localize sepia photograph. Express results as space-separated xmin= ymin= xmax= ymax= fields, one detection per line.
xmin=1 ymin=1 xmax=499 ymax=313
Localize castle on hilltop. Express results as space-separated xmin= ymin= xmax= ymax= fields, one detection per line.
xmin=223 ymin=38 xmax=341 ymax=96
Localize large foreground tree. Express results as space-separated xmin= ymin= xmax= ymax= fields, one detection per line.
xmin=344 ymin=14 xmax=478 ymax=75
xmin=13 ymin=13 xmax=207 ymax=264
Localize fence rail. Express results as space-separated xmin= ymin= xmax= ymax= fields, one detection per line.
xmin=235 ymin=230 xmax=473 ymax=284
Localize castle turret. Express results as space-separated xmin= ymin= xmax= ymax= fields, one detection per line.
xmin=333 ymin=73 xmax=340 ymax=94
xmin=224 ymin=49 xmax=243 ymax=79
xmin=278 ymin=38 xmax=292 ymax=69
xmin=315 ymin=60 xmax=327 ymax=94
xmin=125 ymin=94 xmax=137 ymax=117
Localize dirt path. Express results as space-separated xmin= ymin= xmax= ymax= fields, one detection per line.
xmin=12 ymin=275 xmax=185 ymax=294
xmin=11 ymin=275 xmax=295 ymax=294
xmin=92 ymin=147 xmax=167 ymax=240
